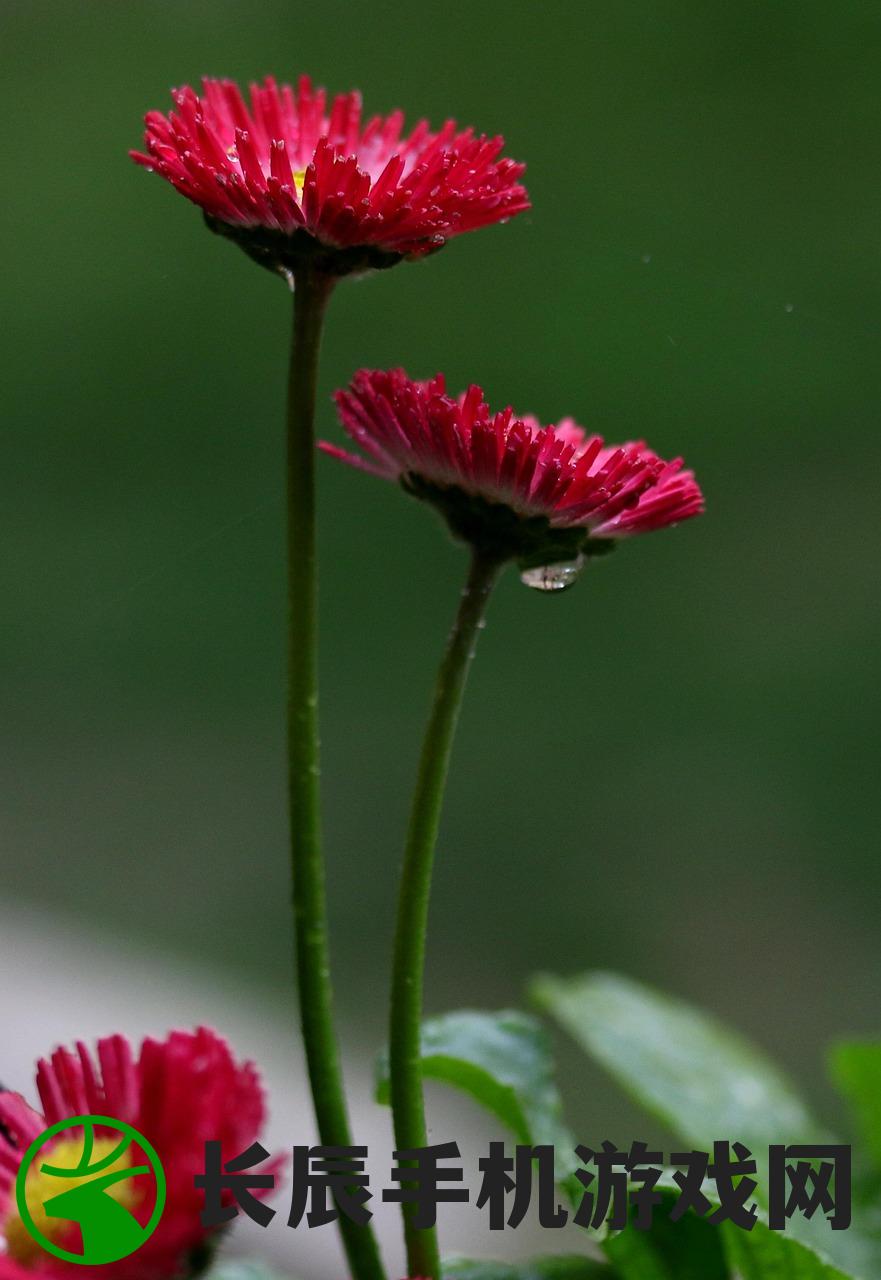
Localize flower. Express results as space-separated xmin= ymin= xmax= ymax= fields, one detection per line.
xmin=322 ymin=369 xmax=704 ymax=579
xmin=132 ymin=76 xmax=529 ymax=277
xmin=0 ymin=1028 xmax=270 ymax=1279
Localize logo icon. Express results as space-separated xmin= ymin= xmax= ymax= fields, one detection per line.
xmin=15 ymin=1115 xmax=166 ymax=1265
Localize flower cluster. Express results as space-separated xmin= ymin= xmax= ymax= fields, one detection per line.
xmin=132 ymin=77 xmax=529 ymax=276
xmin=119 ymin=65 xmax=707 ymax=1280
xmin=0 ymin=1029 xmax=268 ymax=1280
xmin=324 ymin=369 xmax=703 ymax=571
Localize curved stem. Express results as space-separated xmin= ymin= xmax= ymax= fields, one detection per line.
xmin=286 ymin=267 xmax=385 ymax=1280
xmin=388 ymin=549 xmax=502 ymax=1280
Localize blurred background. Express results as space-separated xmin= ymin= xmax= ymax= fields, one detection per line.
xmin=2 ymin=0 xmax=881 ymax=1271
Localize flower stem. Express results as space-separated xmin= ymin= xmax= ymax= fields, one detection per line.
xmin=389 ymin=549 xmax=502 ymax=1280
xmin=286 ymin=266 xmax=385 ymax=1280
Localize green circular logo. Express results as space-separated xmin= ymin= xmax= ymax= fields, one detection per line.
xmin=14 ymin=1115 xmax=166 ymax=1265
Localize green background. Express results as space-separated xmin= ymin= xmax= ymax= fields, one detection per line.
xmin=3 ymin=0 xmax=880 ymax=1142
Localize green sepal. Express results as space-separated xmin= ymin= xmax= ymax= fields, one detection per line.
xmin=401 ymin=474 xmax=615 ymax=568
xmin=204 ymin=214 xmax=409 ymax=279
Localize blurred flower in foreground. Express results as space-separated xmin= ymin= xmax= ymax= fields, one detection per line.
xmin=323 ymin=369 xmax=704 ymax=588
xmin=0 ymin=1028 xmax=269 ymax=1279
xmin=132 ymin=76 xmax=529 ymax=278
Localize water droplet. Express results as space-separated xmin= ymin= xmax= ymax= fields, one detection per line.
xmin=279 ymin=267 xmax=296 ymax=291
xmin=519 ymin=554 xmax=585 ymax=593
xmin=784 ymin=302 xmax=794 ymax=313
xmin=642 ymin=253 xmax=652 ymax=264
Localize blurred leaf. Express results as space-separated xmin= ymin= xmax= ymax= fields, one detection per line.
xmin=604 ymin=1194 xmax=729 ymax=1279
xmin=205 ymin=1262 xmax=286 ymax=1280
xmin=531 ymin=971 xmax=820 ymax=1154
xmin=601 ymin=1229 xmax=672 ymax=1280
xmin=376 ymin=1008 xmax=577 ymax=1190
xmin=443 ymin=1256 xmax=612 ymax=1280
xmin=829 ymin=1041 xmax=881 ymax=1169
xmin=599 ymin=1175 xmax=729 ymax=1278
xmin=722 ymin=1220 xmax=853 ymax=1279
xmin=605 ymin=1174 xmax=855 ymax=1279
xmin=533 ymin=972 xmax=879 ymax=1277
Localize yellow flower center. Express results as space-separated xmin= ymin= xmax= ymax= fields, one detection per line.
xmin=224 ymin=144 xmax=307 ymax=197
xmin=4 ymin=1136 xmax=135 ymax=1265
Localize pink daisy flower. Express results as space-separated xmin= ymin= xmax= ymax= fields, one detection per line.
xmin=132 ymin=76 xmax=529 ymax=277
xmin=0 ymin=1029 xmax=271 ymax=1280
xmin=322 ymin=369 xmax=703 ymax=586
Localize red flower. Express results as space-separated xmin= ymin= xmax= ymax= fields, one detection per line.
xmin=0 ymin=1029 xmax=271 ymax=1280
xmin=322 ymin=369 xmax=703 ymax=579
xmin=132 ymin=76 xmax=529 ymax=274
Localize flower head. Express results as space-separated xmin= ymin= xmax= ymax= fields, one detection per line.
xmin=0 ymin=1028 xmax=270 ymax=1280
xmin=132 ymin=76 xmax=529 ymax=278
xmin=322 ymin=369 xmax=703 ymax=584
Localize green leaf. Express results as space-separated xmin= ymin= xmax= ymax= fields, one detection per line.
xmin=694 ymin=1171 xmax=862 ymax=1278
xmin=533 ymin=972 xmax=878 ymax=1278
xmin=829 ymin=1041 xmax=881 ymax=1170
xmin=532 ymin=971 xmax=821 ymax=1156
xmin=601 ymin=1229 xmax=672 ymax=1280
xmin=606 ymin=1173 xmax=851 ymax=1279
xmin=604 ymin=1200 xmax=728 ymax=1279
xmin=598 ymin=1176 xmax=728 ymax=1279
xmin=376 ymin=1009 xmax=577 ymax=1189
xmin=443 ymin=1255 xmax=612 ymax=1280
xmin=722 ymin=1220 xmax=853 ymax=1279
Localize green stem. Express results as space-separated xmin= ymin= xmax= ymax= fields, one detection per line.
xmin=388 ymin=548 xmax=502 ymax=1279
xmin=286 ymin=266 xmax=385 ymax=1280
